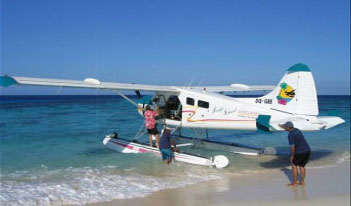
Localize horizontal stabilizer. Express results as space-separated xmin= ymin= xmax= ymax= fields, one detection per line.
xmin=317 ymin=116 xmax=345 ymax=129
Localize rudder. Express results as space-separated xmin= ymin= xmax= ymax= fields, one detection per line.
xmin=262 ymin=63 xmax=318 ymax=116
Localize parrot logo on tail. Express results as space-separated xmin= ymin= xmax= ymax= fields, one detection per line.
xmin=276 ymin=82 xmax=295 ymax=105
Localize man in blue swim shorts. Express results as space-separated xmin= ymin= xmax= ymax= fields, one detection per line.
xmin=159 ymin=127 xmax=177 ymax=164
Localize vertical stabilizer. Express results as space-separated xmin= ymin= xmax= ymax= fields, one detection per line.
xmin=263 ymin=64 xmax=318 ymax=116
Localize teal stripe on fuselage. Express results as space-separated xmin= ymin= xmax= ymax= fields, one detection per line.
xmin=256 ymin=115 xmax=272 ymax=132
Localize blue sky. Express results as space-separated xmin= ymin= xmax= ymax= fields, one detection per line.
xmin=1 ymin=0 xmax=350 ymax=95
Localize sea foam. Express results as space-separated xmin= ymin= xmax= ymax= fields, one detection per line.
xmin=0 ymin=165 xmax=223 ymax=206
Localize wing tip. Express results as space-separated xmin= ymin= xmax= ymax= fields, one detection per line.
xmin=0 ymin=75 xmax=18 ymax=87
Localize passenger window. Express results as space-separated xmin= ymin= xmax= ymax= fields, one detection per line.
xmin=186 ymin=97 xmax=195 ymax=106
xmin=198 ymin=100 xmax=209 ymax=109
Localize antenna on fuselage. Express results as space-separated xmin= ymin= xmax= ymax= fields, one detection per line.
xmin=185 ymin=78 xmax=195 ymax=89
xmin=196 ymin=79 xmax=205 ymax=87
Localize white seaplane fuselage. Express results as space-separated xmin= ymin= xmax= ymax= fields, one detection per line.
xmin=139 ymin=67 xmax=344 ymax=132
xmin=154 ymin=89 xmax=341 ymax=131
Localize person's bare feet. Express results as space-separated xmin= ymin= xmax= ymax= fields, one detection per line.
xmin=298 ymin=182 xmax=305 ymax=186
xmin=287 ymin=183 xmax=298 ymax=187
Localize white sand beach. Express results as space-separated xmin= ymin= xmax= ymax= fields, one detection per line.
xmin=83 ymin=161 xmax=350 ymax=206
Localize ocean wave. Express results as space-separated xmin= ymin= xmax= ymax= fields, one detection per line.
xmin=337 ymin=151 xmax=350 ymax=163
xmin=0 ymin=165 xmax=223 ymax=206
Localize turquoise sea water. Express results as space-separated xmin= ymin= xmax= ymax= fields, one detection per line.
xmin=0 ymin=95 xmax=350 ymax=206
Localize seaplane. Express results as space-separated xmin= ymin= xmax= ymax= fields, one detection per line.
xmin=0 ymin=63 xmax=345 ymax=168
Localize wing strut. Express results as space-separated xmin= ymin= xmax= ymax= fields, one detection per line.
xmin=113 ymin=90 xmax=140 ymax=108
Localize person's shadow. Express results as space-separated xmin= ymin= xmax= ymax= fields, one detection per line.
xmin=260 ymin=149 xmax=332 ymax=200
xmin=260 ymin=149 xmax=333 ymax=182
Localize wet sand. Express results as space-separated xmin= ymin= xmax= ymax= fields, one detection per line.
xmin=83 ymin=161 xmax=350 ymax=206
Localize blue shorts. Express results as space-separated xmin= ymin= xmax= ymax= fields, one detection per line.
xmin=160 ymin=148 xmax=173 ymax=160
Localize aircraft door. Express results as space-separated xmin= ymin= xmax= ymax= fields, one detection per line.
xmin=165 ymin=95 xmax=182 ymax=121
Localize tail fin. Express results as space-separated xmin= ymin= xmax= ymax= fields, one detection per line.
xmin=263 ymin=63 xmax=318 ymax=116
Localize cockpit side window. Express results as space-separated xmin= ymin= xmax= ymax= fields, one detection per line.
xmin=198 ymin=100 xmax=209 ymax=109
xmin=186 ymin=97 xmax=195 ymax=106
xmin=154 ymin=95 xmax=166 ymax=107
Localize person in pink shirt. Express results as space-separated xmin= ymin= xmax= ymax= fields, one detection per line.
xmin=144 ymin=105 xmax=159 ymax=148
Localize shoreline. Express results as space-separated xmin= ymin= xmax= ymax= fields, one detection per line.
xmin=82 ymin=161 xmax=350 ymax=206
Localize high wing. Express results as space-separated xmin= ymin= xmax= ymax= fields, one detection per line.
xmin=191 ymin=85 xmax=275 ymax=92
xmin=0 ymin=75 xmax=275 ymax=92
